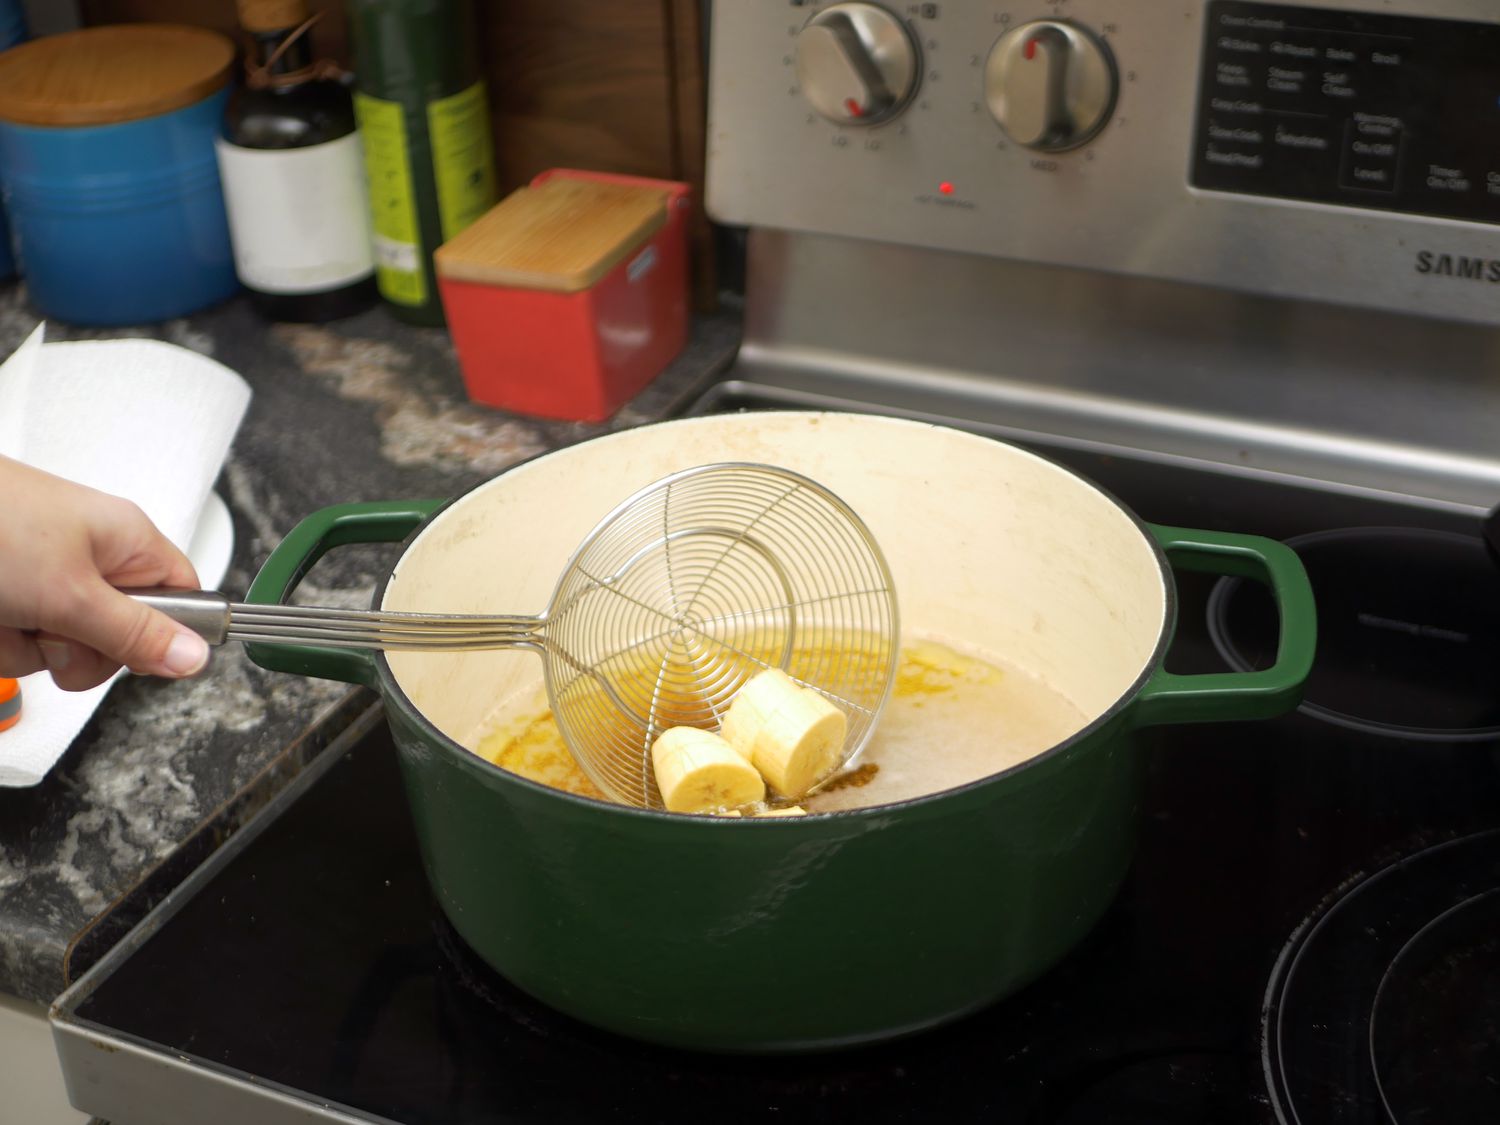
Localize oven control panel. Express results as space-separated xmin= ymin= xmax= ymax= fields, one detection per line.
xmin=705 ymin=1 xmax=1500 ymax=326
xmin=1193 ymin=3 xmax=1500 ymax=225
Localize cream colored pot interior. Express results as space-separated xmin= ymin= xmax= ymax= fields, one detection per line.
xmin=383 ymin=413 xmax=1167 ymax=758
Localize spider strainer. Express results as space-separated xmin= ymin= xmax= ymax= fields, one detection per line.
xmin=132 ymin=463 xmax=899 ymax=809
xmin=544 ymin=462 xmax=898 ymax=807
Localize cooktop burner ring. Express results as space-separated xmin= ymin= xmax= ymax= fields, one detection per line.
xmin=1208 ymin=526 xmax=1500 ymax=742
xmin=1368 ymin=886 xmax=1500 ymax=1125
xmin=1262 ymin=828 xmax=1500 ymax=1125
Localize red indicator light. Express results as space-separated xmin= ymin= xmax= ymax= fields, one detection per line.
xmin=939 ymin=181 xmax=955 ymax=195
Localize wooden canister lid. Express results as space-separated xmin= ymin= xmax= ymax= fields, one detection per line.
xmin=0 ymin=24 xmax=235 ymax=127
xmin=236 ymin=0 xmax=310 ymax=34
xmin=435 ymin=178 xmax=669 ymax=293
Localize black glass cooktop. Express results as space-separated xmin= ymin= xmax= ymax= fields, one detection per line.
xmin=61 ymin=387 xmax=1500 ymax=1125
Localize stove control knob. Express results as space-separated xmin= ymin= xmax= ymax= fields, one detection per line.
xmin=985 ymin=20 xmax=1117 ymax=151
xmin=795 ymin=3 xmax=920 ymax=126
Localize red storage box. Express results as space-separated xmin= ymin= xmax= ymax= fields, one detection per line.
xmin=434 ymin=169 xmax=691 ymax=422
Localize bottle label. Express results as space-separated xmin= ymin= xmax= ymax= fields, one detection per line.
xmin=215 ymin=134 xmax=376 ymax=295
xmin=353 ymin=91 xmax=426 ymax=306
xmin=427 ymin=81 xmax=498 ymax=241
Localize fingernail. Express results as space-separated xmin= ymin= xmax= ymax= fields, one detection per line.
xmin=163 ymin=631 xmax=209 ymax=677
xmin=37 ymin=639 xmax=71 ymax=672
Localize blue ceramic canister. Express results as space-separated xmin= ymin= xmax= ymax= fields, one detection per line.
xmin=0 ymin=25 xmax=240 ymax=325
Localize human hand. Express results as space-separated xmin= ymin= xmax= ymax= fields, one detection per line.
xmin=0 ymin=456 xmax=211 ymax=690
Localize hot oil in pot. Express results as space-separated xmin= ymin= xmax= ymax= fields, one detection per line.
xmin=812 ymin=640 xmax=1089 ymax=811
xmin=471 ymin=639 xmax=1089 ymax=812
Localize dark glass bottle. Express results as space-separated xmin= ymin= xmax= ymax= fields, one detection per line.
xmin=348 ymin=0 xmax=498 ymax=326
xmin=217 ymin=0 xmax=377 ymax=322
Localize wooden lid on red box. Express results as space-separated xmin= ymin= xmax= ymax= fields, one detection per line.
xmin=434 ymin=177 xmax=668 ymax=294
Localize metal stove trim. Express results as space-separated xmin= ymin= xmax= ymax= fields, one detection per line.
xmin=733 ymin=229 xmax=1500 ymax=516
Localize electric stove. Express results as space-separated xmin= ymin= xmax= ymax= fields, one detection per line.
xmin=52 ymin=2 xmax=1500 ymax=1121
xmin=50 ymin=389 xmax=1500 ymax=1124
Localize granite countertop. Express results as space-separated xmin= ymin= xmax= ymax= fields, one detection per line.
xmin=0 ymin=285 xmax=740 ymax=1004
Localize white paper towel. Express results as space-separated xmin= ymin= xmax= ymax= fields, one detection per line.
xmin=0 ymin=325 xmax=252 ymax=787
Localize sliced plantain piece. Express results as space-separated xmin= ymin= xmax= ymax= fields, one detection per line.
xmin=753 ymin=806 xmax=808 ymax=818
xmin=720 ymin=668 xmax=848 ymax=800
xmin=651 ymin=726 xmax=766 ymax=814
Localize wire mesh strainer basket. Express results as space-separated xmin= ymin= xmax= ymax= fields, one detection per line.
xmin=546 ymin=462 xmax=899 ymax=807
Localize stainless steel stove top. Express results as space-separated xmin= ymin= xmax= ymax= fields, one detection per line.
xmin=721 ymin=229 xmax=1500 ymax=515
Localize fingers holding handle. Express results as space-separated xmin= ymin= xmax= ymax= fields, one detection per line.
xmin=0 ymin=457 xmax=217 ymax=692
xmin=34 ymin=581 xmax=211 ymax=691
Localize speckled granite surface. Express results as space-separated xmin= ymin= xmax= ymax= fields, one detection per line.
xmin=0 ymin=284 xmax=739 ymax=1003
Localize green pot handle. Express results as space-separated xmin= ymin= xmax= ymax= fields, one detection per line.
xmin=242 ymin=500 xmax=445 ymax=687
xmin=1131 ymin=523 xmax=1316 ymax=728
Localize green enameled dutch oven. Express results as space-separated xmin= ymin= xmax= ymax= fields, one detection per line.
xmin=242 ymin=413 xmax=1315 ymax=1053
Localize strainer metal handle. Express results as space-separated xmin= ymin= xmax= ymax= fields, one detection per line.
xmin=128 ymin=589 xmax=544 ymax=651
xmin=240 ymin=498 xmax=444 ymax=687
